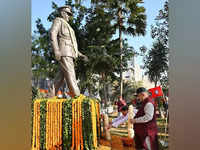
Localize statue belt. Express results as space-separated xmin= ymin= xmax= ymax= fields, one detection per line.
xmin=59 ymin=36 xmax=71 ymax=40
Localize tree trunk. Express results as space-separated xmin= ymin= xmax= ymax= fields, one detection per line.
xmin=101 ymin=73 xmax=108 ymax=107
xmin=36 ymin=77 xmax=40 ymax=88
xmin=155 ymin=81 xmax=157 ymax=87
xmin=118 ymin=7 xmax=123 ymax=98
xmin=103 ymin=84 xmax=107 ymax=106
xmin=154 ymin=76 xmax=158 ymax=87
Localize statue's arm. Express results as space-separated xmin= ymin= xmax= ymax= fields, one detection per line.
xmin=78 ymin=51 xmax=89 ymax=62
xmin=78 ymin=51 xmax=85 ymax=57
xmin=50 ymin=18 xmax=61 ymax=54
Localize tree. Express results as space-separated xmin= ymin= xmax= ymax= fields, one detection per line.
xmin=90 ymin=0 xmax=147 ymax=97
xmin=75 ymin=4 xmax=117 ymax=97
xmin=143 ymin=1 xmax=169 ymax=88
xmin=76 ymin=3 xmax=135 ymax=103
xmin=32 ymin=0 xmax=136 ymax=102
xmin=143 ymin=40 xmax=168 ymax=87
xmin=151 ymin=0 xmax=168 ymax=45
xmin=111 ymin=80 xmax=143 ymax=104
xmin=152 ymin=0 xmax=169 ymax=89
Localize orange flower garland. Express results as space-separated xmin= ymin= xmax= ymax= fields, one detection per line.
xmin=77 ymin=98 xmax=80 ymax=150
xmin=75 ymin=99 xmax=77 ymax=150
xmin=46 ymin=101 xmax=49 ymax=149
xmin=45 ymin=99 xmax=64 ymax=150
xmin=80 ymin=97 xmax=84 ymax=150
xmin=32 ymin=95 xmax=99 ymax=150
xmin=71 ymin=94 xmax=85 ymax=150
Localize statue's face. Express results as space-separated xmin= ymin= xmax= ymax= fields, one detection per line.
xmin=61 ymin=10 xmax=70 ymax=21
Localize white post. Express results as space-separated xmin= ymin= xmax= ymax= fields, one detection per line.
xmin=104 ymin=114 xmax=111 ymax=141
xmin=128 ymin=105 xmax=135 ymax=138
xmin=164 ymin=109 xmax=168 ymax=141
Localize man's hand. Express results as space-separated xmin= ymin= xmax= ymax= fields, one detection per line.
xmin=55 ymin=51 xmax=61 ymax=61
xmin=106 ymin=124 xmax=112 ymax=130
xmin=130 ymin=118 xmax=136 ymax=124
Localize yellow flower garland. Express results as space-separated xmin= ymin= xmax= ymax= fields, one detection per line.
xmin=90 ymin=99 xmax=97 ymax=148
xmin=32 ymin=100 xmax=41 ymax=150
xmin=72 ymin=100 xmax=75 ymax=149
xmin=46 ymin=101 xmax=49 ymax=149
xmin=32 ymin=95 xmax=100 ymax=150
xmin=95 ymin=102 xmax=100 ymax=140
xmin=59 ymin=100 xmax=64 ymax=149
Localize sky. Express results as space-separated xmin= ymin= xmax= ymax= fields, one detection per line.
xmin=32 ymin=0 xmax=165 ymax=68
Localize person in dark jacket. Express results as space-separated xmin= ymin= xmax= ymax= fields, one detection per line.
xmin=131 ymin=87 xmax=159 ymax=150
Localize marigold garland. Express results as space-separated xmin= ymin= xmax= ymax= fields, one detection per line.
xmin=75 ymin=99 xmax=78 ymax=150
xmin=70 ymin=94 xmax=86 ymax=150
xmin=95 ymin=102 xmax=101 ymax=142
xmin=32 ymin=100 xmax=40 ymax=150
xmin=59 ymin=100 xmax=63 ymax=148
xmin=80 ymin=99 xmax=83 ymax=150
xmin=45 ymin=99 xmax=64 ymax=150
xmin=46 ymin=101 xmax=49 ymax=149
xmin=91 ymin=99 xmax=97 ymax=148
xmin=71 ymin=100 xmax=75 ymax=149
xmin=77 ymin=98 xmax=80 ymax=150
xmin=32 ymin=95 xmax=100 ymax=150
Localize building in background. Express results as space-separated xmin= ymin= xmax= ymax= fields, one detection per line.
xmin=123 ymin=57 xmax=155 ymax=89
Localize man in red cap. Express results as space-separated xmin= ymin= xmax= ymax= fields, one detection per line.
xmin=131 ymin=87 xmax=159 ymax=150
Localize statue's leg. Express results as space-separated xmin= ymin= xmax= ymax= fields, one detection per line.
xmin=59 ymin=56 xmax=80 ymax=97
xmin=48 ymin=70 xmax=65 ymax=98
xmin=54 ymin=69 xmax=65 ymax=96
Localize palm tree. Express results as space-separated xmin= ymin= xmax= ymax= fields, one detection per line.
xmin=90 ymin=0 xmax=147 ymax=97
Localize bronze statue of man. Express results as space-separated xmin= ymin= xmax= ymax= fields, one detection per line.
xmin=49 ymin=5 xmax=88 ymax=97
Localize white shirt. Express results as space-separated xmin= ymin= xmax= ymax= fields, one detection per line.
xmin=135 ymin=102 xmax=154 ymax=123
xmin=111 ymin=107 xmax=138 ymax=128
xmin=110 ymin=102 xmax=154 ymax=127
xmin=112 ymin=114 xmax=128 ymax=128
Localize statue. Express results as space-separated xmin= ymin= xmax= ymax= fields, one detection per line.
xmin=49 ymin=5 xmax=88 ymax=98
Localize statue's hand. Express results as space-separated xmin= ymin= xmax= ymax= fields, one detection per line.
xmin=82 ymin=55 xmax=89 ymax=62
xmin=55 ymin=51 xmax=61 ymax=61
xmin=78 ymin=51 xmax=89 ymax=62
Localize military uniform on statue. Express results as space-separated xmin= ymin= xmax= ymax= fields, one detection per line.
xmin=49 ymin=5 xmax=88 ymax=97
xmin=131 ymin=87 xmax=159 ymax=150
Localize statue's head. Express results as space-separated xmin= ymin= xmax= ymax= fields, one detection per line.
xmin=58 ymin=5 xmax=72 ymax=21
